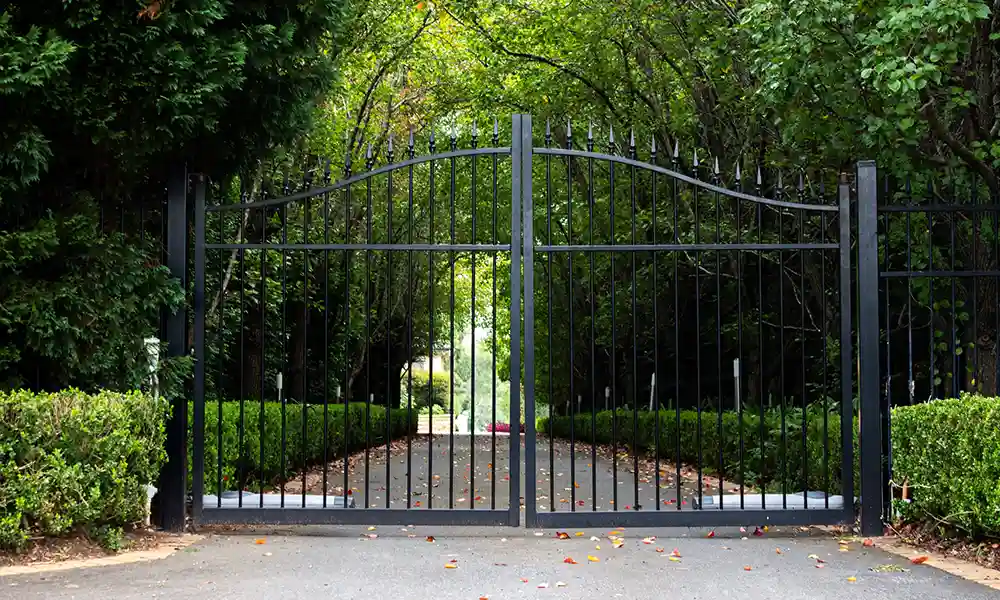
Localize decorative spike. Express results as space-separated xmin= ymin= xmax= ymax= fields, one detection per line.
xmin=450 ymin=132 xmax=457 ymax=151
xmin=798 ymin=173 xmax=805 ymax=196
xmin=777 ymin=171 xmax=783 ymax=188
xmin=693 ymin=149 xmax=699 ymax=168
xmin=650 ymin=136 xmax=656 ymax=154
xmin=672 ymin=139 xmax=680 ymax=159
xmin=904 ymin=174 xmax=912 ymax=193
xmin=323 ymin=158 xmax=332 ymax=184
xmin=545 ymin=119 xmax=551 ymax=138
xmin=714 ymin=157 xmax=720 ymax=175
xmin=471 ymin=122 xmax=478 ymax=139
xmin=408 ymin=127 xmax=414 ymax=148
xmin=365 ymin=143 xmax=374 ymax=169
xmin=493 ymin=118 xmax=499 ymax=139
xmin=756 ymin=166 xmax=762 ymax=186
xmin=429 ymin=127 xmax=436 ymax=152
xmin=566 ymin=118 xmax=572 ymax=140
xmin=735 ymin=162 xmax=742 ymax=181
xmin=388 ymin=134 xmax=394 ymax=154
xmin=629 ymin=128 xmax=635 ymax=149
xmin=587 ymin=121 xmax=593 ymax=140
xmin=609 ymin=124 xmax=615 ymax=145
xmin=819 ymin=179 xmax=826 ymax=195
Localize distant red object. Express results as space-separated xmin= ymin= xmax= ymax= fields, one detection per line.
xmin=486 ymin=422 xmax=524 ymax=433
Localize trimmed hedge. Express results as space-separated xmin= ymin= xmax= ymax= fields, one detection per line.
xmin=192 ymin=401 xmax=417 ymax=495
xmin=0 ymin=389 xmax=167 ymax=551
xmin=891 ymin=394 xmax=1000 ymax=537
xmin=404 ymin=370 xmax=451 ymax=410
xmin=540 ymin=406 xmax=855 ymax=494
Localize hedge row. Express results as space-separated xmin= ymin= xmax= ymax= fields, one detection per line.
xmin=0 ymin=390 xmax=167 ymax=551
xmin=891 ymin=394 xmax=1000 ymax=537
xmin=539 ymin=406 xmax=856 ymax=494
xmin=191 ymin=401 xmax=418 ymax=495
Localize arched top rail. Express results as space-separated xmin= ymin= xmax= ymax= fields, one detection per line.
xmin=207 ymin=147 xmax=512 ymax=213
xmin=533 ymin=147 xmax=838 ymax=213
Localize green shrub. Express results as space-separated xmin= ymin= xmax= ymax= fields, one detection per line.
xmin=891 ymin=394 xmax=1000 ymax=537
xmin=540 ymin=405 xmax=854 ymax=494
xmin=191 ymin=401 xmax=417 ymax=495
xmin=0 ymin=389 xmax=167 ymax=551
xmin=403 ymin=370 xmax=451 ymax=410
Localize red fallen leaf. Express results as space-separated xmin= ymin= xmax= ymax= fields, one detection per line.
xmin=521 ymin=578 xmax=529 ymax=583
xmin=815 ymin=564 xmax=825 ymax=569
xmin=671 ymin=548 xmax=682 ymax=557
xmin=254 ymin=539 xmax=266 ymax=545
xmin=910 ymin=555 xmax=929 ymax=564
xmin=655 ymin=547 xmax=665 ymax=553
xmin=449 ymin=559 xmax=458 ymax=563
xmin=556 ymin=531 xmax=570 ymax=540
xmin=577 ymin=500 xmax=585 ymax=506
xmin=743 ymin=565 xmax=753 ymax=571
xmin=706 ymin=531 xmax=716 ymax=538
xmin=426 ymin=536 xmax=435 ymax=543
xmin=414 ymin=501 xmax=422 ymax=507
xmin=752 ymin=527 xmax=764 ymax=537
xmin=563 ymin=557 xmax=578 ymax=564
xmin=625 ymin=505 xmax=631 ymax=510
xmin=863 ymin=539 xmax=875 ymax=547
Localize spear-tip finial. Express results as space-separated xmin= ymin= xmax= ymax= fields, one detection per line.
xmin=629 ymin=128 xmax=635 ymax=148
xmin=756 ymin=166 xmax=763 ymax=186
xmin=609 ymin=124 xmax=615 ymax=145
xmin=672 ymin=139 xmax=679 ymax=159
xmin=713 ymin=157 xmax=720 ymax=175
xmin=693 ymin=149 xmax=699 ymax=168
xmin=798 ymin=172 xmax=805 ymax=192
xmin=651 ymin=136 xmax=656 ymax=154
xmin=545 ymin=118 xmax=551 ymax=138
xmin=388 ymin=134 xmax=394 ymax=154
xmin=587 ymin=121 xmax=594 ymax=140
xmin=566 ymin=118 xmax=572 ymax=139
xmin=472 ymin=121 xmax=478 ymax=138
xmin=735 ymin=161 xmax=742 ymax=181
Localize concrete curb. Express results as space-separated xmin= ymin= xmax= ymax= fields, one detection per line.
xmin=876 ymin=536 xmax=1000 ymax=591
xmin=0 ymin=534 xmax=203 ymax=577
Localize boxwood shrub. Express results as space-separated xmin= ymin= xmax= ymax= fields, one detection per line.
xmin=191 ymin=401 xmax=418 ymax=495
xmin=539 ymin=406 xmax=855 ymax=494
xmin=891 ymin=394 xmax=1000 ymax=537
xmin=0 ymin=389 xmax=168 ymax=551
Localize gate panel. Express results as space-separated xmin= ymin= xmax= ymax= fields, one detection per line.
xmin=523 ymin=119 xmax=856 ymax=529
xmin=192 ymin=121 xmax=522 ymax=526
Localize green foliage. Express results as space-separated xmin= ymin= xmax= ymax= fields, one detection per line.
xmin=891 ymin=394 xmax=1000 ymax=537
xmin=193 ymin=401 xmax=417 ymax=495
xmin=403 ymin=370 xmax=451 ymax=410
xmin=540 ymin=405 xmax=855 ymax=494
xmin=0 ymin=199 xmax=189 ymax=395
xmin=0 ymin=389 xmax=168 ymax=552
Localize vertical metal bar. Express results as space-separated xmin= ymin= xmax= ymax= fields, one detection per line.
xmin=192 ymin=174 xmax=207 ymax=524
xmin=545 ymin=124 xmax=555 ymax=511
xmin=302 ymin=191 xmax=310 ymax=508
xmin=386 ymin=139 xmax=394 ymax=509
xmin=427 ymin=130 xmax=436 ymax=509
xmin=218 ymin=206 xmax=227 ymax=507
xmin=609 ymin=127 xmax=618 ymax=512
xmin=856 ymin=161 xmax=882 ymax=536
xmin=323 ymin=161 xmax=332 ymax=506
xmin=513 ymin=114 xmax=527 ymax=527
xmin=756 ymin=169 xmax=766 ymax=509
xmin=838 ymin=175 xmax=855 ymax=516
xmin=971 ymin=177 xmax=979 ymax=394
xmin=365 ymin=146 xmax=373 ymax=509
xmin=693 ymin=153 xmax=703 ymax=509
xmin=407 ymin=132 xmax=416 ymax=509
xmin=713 ymin=161 xmax=723 ymax=510
xmin=629 ymin=132 xmax=639 ymax=512
xmin=672 ymin=145 xmax=682 ymax=510
xmin=491 ymin=121 xmax=499 ymax=510
xmin=159 ymin=163 xmax=187 ymax=531
xmin=259 ymin=202 xmax=267 ymax=509
xmin=820 ymin=183 xmax=829 ymax=508
xmin=449 ymin=134 xmax=457 ymax=509
xmin=587 ymin=126 xmax=598 ymax=511
xmin=905 ymin=178 xmax=913 ymax=405
xmin=777 ymin=175 xmax=787 ymax=510
xmin=652 ymin=137 xmax=661 ymax=511
xmin=798 ymin=177 xmax=808 ymax=507
xmin=928 ymin=180 xmax=936 ymax=400
xmin=280 ymin=201 xmax=288 ymax=508
xmin=949 ymin=189 xmax=958 ymax=398
xmin=566 ymin=125 xmax=577 ymax=511
xmin=343 ymin=150 xmax=352 ymax=507
xmin=469 ymin=127 xmax=477 ymax=507
xmin=735 ymin=165 xmax=745 ymax=509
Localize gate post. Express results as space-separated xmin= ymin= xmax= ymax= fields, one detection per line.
xmin=158 ymin=163 xmax=189 ymax=531
xmin=856 ymin=160 xmax=883 ymax=536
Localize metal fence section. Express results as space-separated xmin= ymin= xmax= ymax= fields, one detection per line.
xmin=876 ymin=171 xmax=999 ymax=519
xmin=522 ymin=115 xmax=859 ymax=530
xmin=192 ymin=118 xmax=524 ymax=526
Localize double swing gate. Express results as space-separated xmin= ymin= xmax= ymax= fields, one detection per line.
xmin=191 ymin=115 xmax=875 ymax=531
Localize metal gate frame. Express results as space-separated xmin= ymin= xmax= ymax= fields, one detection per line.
xmin=179 ymin=115 xmax=883 ymax=534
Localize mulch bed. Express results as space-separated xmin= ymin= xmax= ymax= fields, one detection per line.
xmin=0 ymin=527 xmax=184 ymax=569
xmin=888 ymin=523 xmax=1000 ymax=571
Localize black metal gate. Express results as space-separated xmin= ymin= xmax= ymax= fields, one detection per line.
xmin=190 ymin=114 xmax=877 ymax=531
xmin=519 ymin=115 xmax=858 ymax=530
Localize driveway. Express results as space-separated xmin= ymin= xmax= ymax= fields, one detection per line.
xmin=5 ymin=528 xmax=998 ymax=599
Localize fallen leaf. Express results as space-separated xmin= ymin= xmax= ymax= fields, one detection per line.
xmin=910 ymin=556 xmax=929 ymax=564
xmin=743 ymin=565 xmax=752 ymax=571
xmin=642 ymin=536 xmax=656 ymax=544
xmin=575 ymin=532 xmax=584 ymax=537
xmin=815 ymin=564 xmax=825 ymax=569
xmin=669 ymin=556 xmax=681 ymax=562
xmin=555 ymin=581 xmax=567 ymax=588
xmin=808 ymin=554 xmax=820 ymax=560
xmin=612 ymin=539 xmax=625 ymax=549
xmin=537 ymin=583 xmax=549 ymax=589
xmin=588 ymin=555 xmax=600 ymax=562
xmin=655 ymin=547 xmax=665 ymax=553
xmin=563 ymin=557 xmax=578 ymax=564
xmin=752 ymin=527 xmax=764 ymax=537
xmin=364 ymin=534 xmax=378 ymax=539
xmin=671 ymin=548 xmax=682 ymax=557
xmin=426 ymin=536 xmax=436 ymax=543
xmin=863 ymin=539 xmax=875 ymax=547
xmin=775 ymin=548 xmax=783 ymax=555
xmin=534 ymin=532 xmax=544 ymax=537
xmin=367 ymin=526 xmax=377 ymax=531
xmin=870 ymin=564 xmax=908 ymax=573
xmin=762 ymin=526 xmax=769 ymax=533
xmin=444 ymin=564 xmax=457 ymax=569
xmin=590 ymin=536 xmax=600 ymax=542
xmin=521 ymin=578 xmax=529 ymax=583
xmin=263 ymin=552 xmax=272 ymax=557
xmin=847 ymin=576 xmax=857 ymax=582
xmin=556 ymin=531 xmax=570 ymax=540
xmin=254 ymin=539 xmax=266 ymax=545
xmin=707 ymin=530 xmax=716 ymax=538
